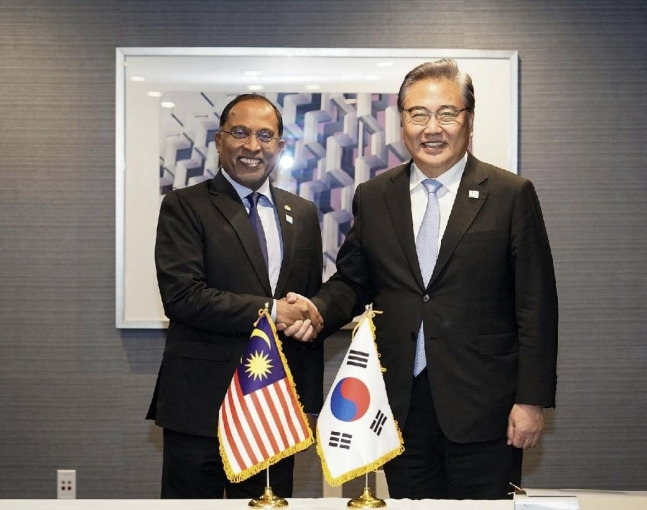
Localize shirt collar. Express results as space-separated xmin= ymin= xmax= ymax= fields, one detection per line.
xmin=219 ymin=168 xmax=274 ymax=205
xmin=409 ymin=152 xmax=467 ymax=196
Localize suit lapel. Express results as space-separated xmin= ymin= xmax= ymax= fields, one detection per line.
xmin=272 ymin=187 xmax=295 ymax=298
xmin=429 ymin=153 xmax=489 ymax=286
xmin=383 ymin=162 xmax=426 ymax=289
xmin=208 ymin=172 xmax=272 ymax=295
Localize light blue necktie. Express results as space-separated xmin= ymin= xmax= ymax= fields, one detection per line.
xmin=414 ymin=179 xmax=442 ymax=376
xmin=246 ymin=192 xmax=268 ymax=268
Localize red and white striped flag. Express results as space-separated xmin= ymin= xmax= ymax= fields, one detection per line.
xmin=218 ymin=309 xmax=313 ymax=482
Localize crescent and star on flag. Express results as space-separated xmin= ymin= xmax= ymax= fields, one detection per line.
xmin=245 ymin=326 xmax=274 ymax=381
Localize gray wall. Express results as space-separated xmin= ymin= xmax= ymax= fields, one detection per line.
xmin=1 ymin=0 xmax=646 ymax=499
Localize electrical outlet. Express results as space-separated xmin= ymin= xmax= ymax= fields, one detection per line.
xmin=57 ymin=469 xmax=76 ymax=499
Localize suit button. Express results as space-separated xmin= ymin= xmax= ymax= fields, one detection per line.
xmin=422 ymin=294 xmax=430 ymax=302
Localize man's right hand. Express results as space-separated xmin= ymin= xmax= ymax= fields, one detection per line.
xmin=276 ymin=293 xmax=322 ymax=342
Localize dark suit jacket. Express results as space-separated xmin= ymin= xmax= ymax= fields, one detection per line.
xmin=313 ymin=153 xmax=558 ymax=444
xmin=147 ymin=171 xmax=323 ymax=438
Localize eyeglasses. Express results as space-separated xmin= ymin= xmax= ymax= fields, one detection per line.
xmin=403 ymin=106 xmax=470 ymax=126
xmin=219 ymin=127 xmax=279 ymax=145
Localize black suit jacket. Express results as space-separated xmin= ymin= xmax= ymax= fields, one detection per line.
xmin=147 ymin=171 xmax=323 ymax=437
xmin=314 ymin=153 xmax=558 ymax=443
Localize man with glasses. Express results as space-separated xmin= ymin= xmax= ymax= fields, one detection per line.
xmin=285 ymin=59 xmax=558 ymax=499
xmin=147 ymin=94 xmax=324 ymax=499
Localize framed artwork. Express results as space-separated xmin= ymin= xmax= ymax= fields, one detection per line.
xmin=116 ymin=47 xmax=518 ymax=328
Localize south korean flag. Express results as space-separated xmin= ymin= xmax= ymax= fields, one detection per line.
xmin=316 ymin=307 xmax=404 ymax=486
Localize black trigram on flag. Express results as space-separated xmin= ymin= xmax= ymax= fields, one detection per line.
xmin=347 ymin=349 xmax=369 ymax=368
xmin=329 ymin=431 xmax=352 ymax=449
xmin=370 ymin=410 xmax=388 ymax=436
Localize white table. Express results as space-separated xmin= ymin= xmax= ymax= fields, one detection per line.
xmin=1 ymin=492 xmax=646 ymax=510
xmin=0 ymin=499 xmax=509 ymax=510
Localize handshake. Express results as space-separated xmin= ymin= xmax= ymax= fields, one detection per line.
xmin=276 ymin=292 xmax=322 ymax=342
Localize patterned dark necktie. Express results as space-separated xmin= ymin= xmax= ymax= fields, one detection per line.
xmin=246 ymin=192 xmax=268 ymax=268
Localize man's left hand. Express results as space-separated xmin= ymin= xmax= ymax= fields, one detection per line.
xmin=507 ymin=404 xmax=544 ymax=449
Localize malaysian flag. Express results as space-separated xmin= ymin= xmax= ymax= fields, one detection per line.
xmin=218 ymin=310 xmax=313 ymax=482
xmin=316 ymin=307 xmax=404 ymax=486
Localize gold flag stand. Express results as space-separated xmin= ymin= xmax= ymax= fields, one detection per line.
xmin=248 ymin=486 xmax=287 ymax=508
xmin=347 ymin=474 xmax=386 ymax=508
xmin=248 ymin=469 xmax=288 ymax=508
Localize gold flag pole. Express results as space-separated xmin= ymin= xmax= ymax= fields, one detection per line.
xmin=347 ymin=472 xmax=386 ymax=508
xmin=248 ymin=467 xmax=288 ymax=508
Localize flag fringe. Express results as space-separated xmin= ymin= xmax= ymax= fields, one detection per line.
xmin=218 ymin=309 xmax=314 ymax=483
xmin=316 ymin=440 xmax=405 ymax=487
xmin=222 ymin=435 xmax=314 ymax=483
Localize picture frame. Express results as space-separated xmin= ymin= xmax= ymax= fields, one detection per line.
xmin=116 ymin=47 xmax=518 ymax=328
